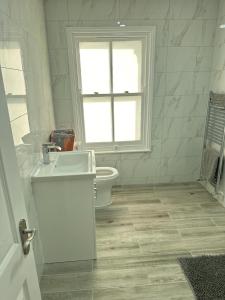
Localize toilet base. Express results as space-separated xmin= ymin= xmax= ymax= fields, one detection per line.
xmin=95 ymin=185 xmax=112 ymax=208
xmin=94 ymin=166 xmax=119 ymax=209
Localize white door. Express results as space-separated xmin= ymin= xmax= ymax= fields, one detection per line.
xmin=0 ymin=68 xmax=42 ymax=299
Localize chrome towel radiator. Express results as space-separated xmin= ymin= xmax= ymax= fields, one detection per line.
xmin=200 ymin=91 xmax=225 ymax=193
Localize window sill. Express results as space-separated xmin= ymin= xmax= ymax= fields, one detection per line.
xmin=95 ymin=148 xmax=151 ymax=155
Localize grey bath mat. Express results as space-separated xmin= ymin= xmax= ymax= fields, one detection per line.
xmin=178 ymin=255 xmax=225 ymax=300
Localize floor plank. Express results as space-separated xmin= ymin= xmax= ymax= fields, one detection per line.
xmin=41 ymin=183 xmax=225 ymax=299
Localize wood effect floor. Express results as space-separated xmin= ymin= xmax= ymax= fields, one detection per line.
xmin=41 ymin=183 xmax=225 ymax=299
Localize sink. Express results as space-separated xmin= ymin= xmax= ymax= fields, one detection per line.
xmin=54 ymin=152 xmax=91 ymax=174
xmin=31 ymin=149 xmax=97 ymax=262
xmin=32 ymin=150 xmax=96 ymax=182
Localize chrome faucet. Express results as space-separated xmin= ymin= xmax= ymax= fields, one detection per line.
xmin=42 ymin=143 xmax=61 ymax=164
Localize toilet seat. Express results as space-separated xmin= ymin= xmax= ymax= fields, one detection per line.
xmin=96 ymin=167 xmax=119 ymax=181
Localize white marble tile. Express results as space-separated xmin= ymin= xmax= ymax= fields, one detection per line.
xmin=7 ymin=0 xmax=25 ymax=26
xmin=0 ymin=12 xmax=20 ymax=40
xmin=120 ymin=0 xmax=170 ymax=20
xmin=169 ymin=20 xmax=216 ymax=46
xmin=154 ymin=73 xmax=166 ymax=96
xmin=15 ymin=143 xmax=33 ymax=168
xmin=150 ymin=139 xmax=162 ymax=158
xmin=0 ymin=0 xmax=10 ymax=16
xmin=153 ymin=20 xmax=169 ymax=46
xmin=22 ymin=0 xmax=44 ymax=34
xmin=119 ymin=176 xmax=151 ymax=185
xmin=145 ymin=176 xmax=161 ymax=184
xmin=164 ymin=95 xmax=207 ymax=117
xmin=170 ymin=0 xmax=219 ymax=20
xmin=166 ymin=72 xmax=193 ymax=96
xmin=193 ymin=71 xmax=211 ymax=95
xmin=68 ymin=0 xmax=117 ymax=21
xmin=183 ymin=116 xmax=205 ymax=138
xmin=52 ymin=74 xmax=72 ymax=100
xmin=119 ymin=152 xmax=148 ymax=161
xmin=159 ymin=173 xmax=200 ymax=183
xmin=152 ymin=97 xmax=164 ymax=117
xmin=54 ymin=99 xmax=74 ymax=128
xmin=49 ymin=49 xmax=69 ymax=75
xmin=163 ymin=117 xmax=205 ymax=139
xmin=120 ymin=157 xmax=161 ymax=179
xmin=173 ymin=173 xmax=200 ymax=182
xmin=166 ymin=71 xmax=210 ymax=96
xmin=160 ymin=156 xmax=201 ymax=177
xmin=46 ymin=21 xmax=67 ymax=49
xmin=157 ymin=175 xmax=177 ymax=184
xmin=152 ymin=117 xmax=163 ymax=140
xmin=214 ymin=24 xmax=225 ymax=47
xmin=155 ymin=47 xmax=167 ymax=72
xmin=210 ymin=1 xmax=225 ymax=92
xmin=181 ymin=117 xmax=205 ymax=138
xmin=161 ymin=137 xmax=203 ymax=158
xmin=167 ymin=47 xmax=213 ymax=72
xmin=167 ymin=47 xmax=197 ymax=72
xmin=96 ymin=158 xmax=120 ymax=171
xmin=211 ymin=43 xmax=225 ymax=71
xmin=210 ymin=70 xmax=225 ymax=93
xmin=195 ymin=47 xmax=214 ymax=71
xmin=218 ymin=0 xmax=225 ymax=19
xmin=44 ymin=0 xmax=68 ymax=21
xmin=96 ymin=153 xmax=121 ymax=162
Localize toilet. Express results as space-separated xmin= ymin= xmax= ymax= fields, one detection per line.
xmin=95 ymin=167 xmax=119 ymax=208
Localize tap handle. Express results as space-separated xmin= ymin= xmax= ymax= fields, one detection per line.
xmin=42 ymin=142 xmax=55 ymax=148
xmin=42 ymin=143 xmax=61 ymax=151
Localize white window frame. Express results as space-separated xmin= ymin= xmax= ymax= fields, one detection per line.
xmin=67 ymin=27 xmax=155 ymax=153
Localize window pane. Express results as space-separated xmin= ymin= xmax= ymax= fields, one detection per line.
xmin=114 ymin=96 xmax=141 ymax=142
xmin=1 ymin=68 xmax=26 ymax=95
xmin=1 ymin=67 xmax=30 ymax=146
xmin=83 ymin=97 xmax=112 ymax=143
xmin=112 ymin=41 xmax=142 ymax=93
xmin=79 ymin=42 xmax=110 ymax=94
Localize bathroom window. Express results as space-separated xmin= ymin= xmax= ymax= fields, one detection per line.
xmin=67 ymin=27 xmax=155 ymax=152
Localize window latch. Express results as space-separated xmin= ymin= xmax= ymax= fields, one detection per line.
xmin=124 ymin=91 xmax=129 ymax=94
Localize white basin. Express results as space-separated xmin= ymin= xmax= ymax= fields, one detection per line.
xmin=32 ymin=150 xmax=96 ymax=182
xmin=54 ymin=152 xmax=91 ymax=174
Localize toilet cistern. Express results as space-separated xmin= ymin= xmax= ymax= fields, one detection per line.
xmin=42 ymin=143 xmax=61 ymax=164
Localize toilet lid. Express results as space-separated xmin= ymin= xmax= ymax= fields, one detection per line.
xmin=96 ymin=167 xmax=119 ymax=181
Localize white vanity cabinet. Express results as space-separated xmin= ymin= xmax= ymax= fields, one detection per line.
xmin=31 ymin=151 xmax=96 ymax=263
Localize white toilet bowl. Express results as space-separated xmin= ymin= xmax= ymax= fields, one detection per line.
xmin=95 ymin=167 xmax=119 ymax=208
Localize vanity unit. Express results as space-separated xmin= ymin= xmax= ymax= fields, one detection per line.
xmin=31 ymin=151 xmax=96 ymax=263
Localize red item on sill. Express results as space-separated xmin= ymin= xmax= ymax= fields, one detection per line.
xmin=50 ymin=129 xmax=77 ymax=151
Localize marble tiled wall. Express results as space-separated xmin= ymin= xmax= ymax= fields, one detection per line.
xmin=0 ymin=0 xmax=55 ymax=277
xmin=211 ymin=0 xmax=225 ymax=92
xmin=210 ymin=0 xmax=225 ymax=198
xmin=45 ymin=0 xmax=219 ymax=185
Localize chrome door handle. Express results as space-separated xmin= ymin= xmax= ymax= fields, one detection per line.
xmin=19 ymin=219 xmax=36 ymax=255
xmin=23 ymin=228 xmax=36 ymax=242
